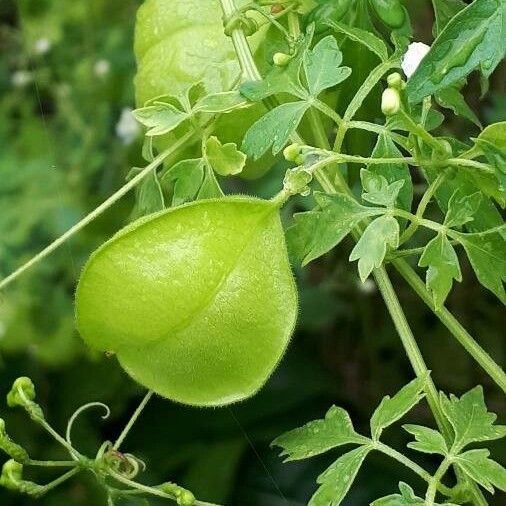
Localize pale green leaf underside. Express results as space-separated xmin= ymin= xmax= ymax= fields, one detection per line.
xmin=76 ymin=197 xmax=297 ymax=407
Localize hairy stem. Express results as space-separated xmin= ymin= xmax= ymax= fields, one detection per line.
xmin=374 ymin=442 xmax=452 ymax=497
xmin=113 ymin=390 xmax=154 ymax=451
xmin=392 ymin=259 xmax=506 ymax=394
xmin=0 ymin=132 xmax=195 ymax=291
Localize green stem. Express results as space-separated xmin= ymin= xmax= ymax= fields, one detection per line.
xmin=27 ymin=460 xmax=78 ymax=468
xmin=38 ymin=468 xmax=80 ymax=496
xmin=334 ymin=59 xmax=398 ymax=151
xmin=108 ymin=471 xmax=219 ymax=506
xmin=400 ymin=171 xmax=448 ymax=245
xmin=392 ymin=259 xmax=506 ymax=394
xmin=398 ymin=109 xmax=444 ymax=154
xmin=0 ymin=132 xmax=195 ymax=291
xmin=347 ymin=120 xmax=410 ymax=149
xmin=425 ymin=457 xmax=453 ymax=505
xmin=372 ymin=268 xmax=451 ymax=438
xmin=113 ymin=390 xmax=154 ymax=451
xmin=374 ymin=442 xmax=452 ymax=497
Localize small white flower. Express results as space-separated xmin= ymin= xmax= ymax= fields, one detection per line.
xmin=94 ymin=59 xmax=110 ymax=77
xmin=116 ymin=107 xmax=140 ymax=145
xmin=11 ymin=70 xmax=32 ymax=87
xmin=401 ymin=42 xmax=430 ymax=79
xmin=34 ymin=38 xmax=52 ymax=55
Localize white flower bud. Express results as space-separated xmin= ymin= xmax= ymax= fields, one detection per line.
xmin=381 ymin=88 xmax=401 ymax=116
xmin=401 ymin=42 xmax=430 ymax=79
xmin=11 ymin=71 xmax=32 ymax=88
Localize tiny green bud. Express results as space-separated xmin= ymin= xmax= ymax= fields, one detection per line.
xmin=177 ymin=490 xmax=195 ymax=506
xmin=0 ymin=418 xmax=30 ymax=463
xmin=273 ymin=52 xmax=292 ymax=66
xmin=283 ymin=143 xmax=301 ymax=162
xmin=0 ymin=459 xmax=23 ymax=490
xmin=7 ymin=377 xmax=36 ymax=408
xmin=387 ymin=72 xmax=405 ymax=90
xmin=294 ymin=154 xmax=306 ymax=166
xmin=381 ymin=88 xmax=401 ymax=116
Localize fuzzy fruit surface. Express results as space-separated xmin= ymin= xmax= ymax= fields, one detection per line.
xmin=75 ymin=197 xmax=298 ymax=407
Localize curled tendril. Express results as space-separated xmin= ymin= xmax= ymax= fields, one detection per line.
xmin=65 ymin=402 xmax=111 ymax=449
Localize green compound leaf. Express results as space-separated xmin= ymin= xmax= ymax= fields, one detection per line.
xmin=367 ymin=134 xmax=413 ymax=212
xmin=240 ymin=30 xmax=312 ymax=102
xmin=129 ymin=169 xmax=165 ymax=220
xmin=403 ymin=424 xmax=448 ymax=456
xmin=475 ymin=139 xmax=506 ymax=198
xmin=193 ymin=90 xmax=249 ymax=114
xmin=272 ymin=405 xmax=368 ymax=461
xmin=349 ymin=215 xmax=400 ymax=282
xmin=418 ymin=233 xmax=462 ymax=309
xmin=455 ymin=449 xmax=506 ymax=494
xmin=432 ymin=0 xmax=467 ymax=35
xmin=444 ymin=189 xmax=482 ymax=228
xmin=161 ymin=159 xmax=205 ymax=207
xmin=132 ymin=103 xmax=188 ymax=136
xmin=435 ymin=86 xmax=481 ymax=127
xmin=453 ymin=229 xmax=506 ymax=303
xmin=440 ymin=386 xmax=506 ymax=452
xmin=360 ymin=169 xmax=405 ymax=209
xmin=76 ymin=197 xmax=298 ymax=407
xmin=242 ymin=101 xmax=309 ymax=160
xmin=370 ymin=375 xmax=427 ymax=441
xmin=372 ymin=482 xmax=458 ymax=505
xmin=303 ymin=35 xmax=351 ymax=97
xmin=407 ymin=0 xmax=505 ymax=103
xmin=286 ymin=193 xmax=382 ymax=266
xmin=309 ymin=446 xmax=371 ymax=506
xmin=204 ymin=136 xmax=246 ymax=176
xmin=325 ymin=19 xmax=389 ymax=62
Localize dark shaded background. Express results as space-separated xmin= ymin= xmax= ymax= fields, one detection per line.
xmin=0 ymin=1 xmax=504 ymax=505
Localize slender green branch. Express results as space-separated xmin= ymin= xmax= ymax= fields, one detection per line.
xmin=347 ymin=120 xmax=410 ymax=149
xmin=398 ymin=109 xmax=444 ymax=154
xmin=334 ymin=59 xmax=399 ymax=151
xmin=400 ymin=171 xmax=448 ymax=245
xmin=371 ymin=268 xmax=451 ymax=438
xmin=425 ymin=456 xmax=453 ymax=505
xmin=37 ymin=468 xmax=80 ymax=496
xmin=108 ymin=470 xmax=219 ymax=506
xmin=26 ymin=460 xmax=78 ymax=468
xmin=113 ymin=391 xmax=154 ymax=451
xmin=374 ymin=442 xmax=452 ymax=497
xmin=0 ymin=132 xmax=195 ymax=291
xmin=392 ymin=259 xmax=506 ymax=394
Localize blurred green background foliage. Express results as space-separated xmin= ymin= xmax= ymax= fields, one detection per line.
xmin=0 ymin=0 xmax=504 ymax=504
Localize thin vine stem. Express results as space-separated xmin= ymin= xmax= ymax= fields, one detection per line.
xmin=113 ymin=390 xmax=154 ymax=451
xmin=0 ymin=131 xmax=195 ymax=291
xmin=392 ymin=259 xmax=506 ymax=394
xmin=333 ymin=59 xmax=399 ymax=151
xmin=399 ymin=171 xmax=448 ymax=245
xmin=374 ymin=442 xmax=452 ymax=497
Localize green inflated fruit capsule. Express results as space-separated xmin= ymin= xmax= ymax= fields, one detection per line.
xmin=134 ymin=0 xmax=275 ymax=179
xmin=76 ymin=197 xmax=298 ymax=407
